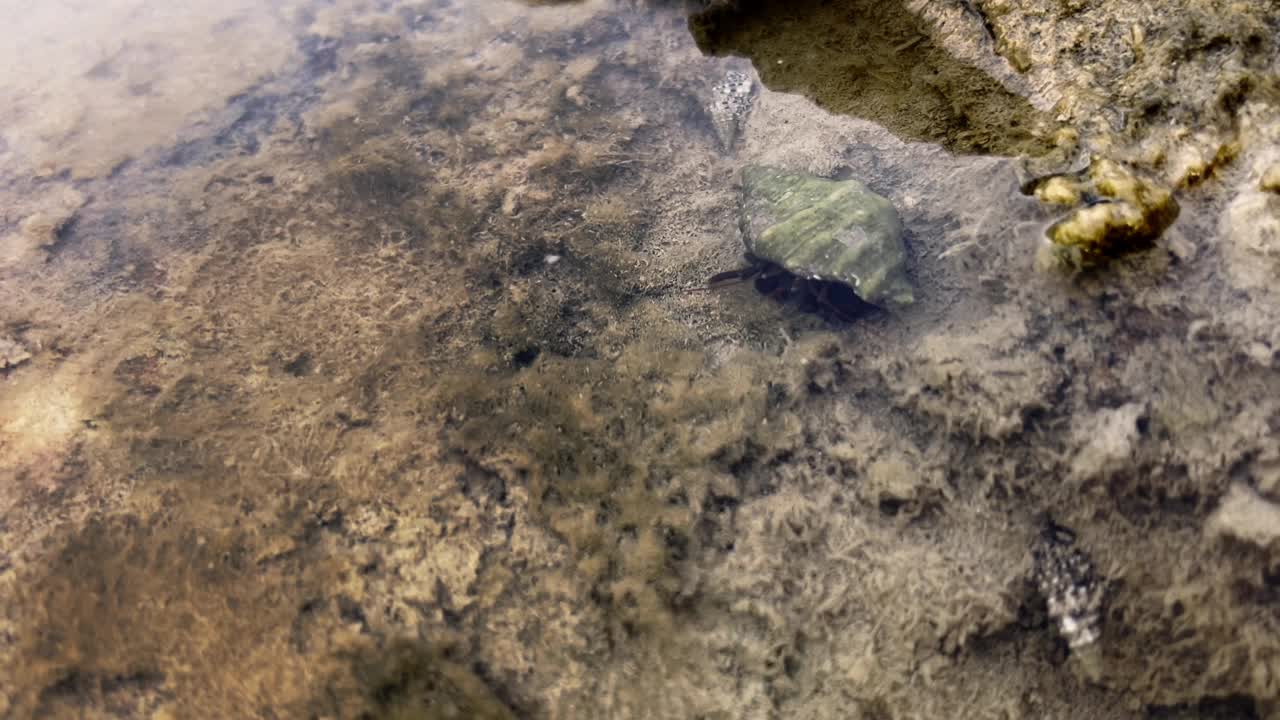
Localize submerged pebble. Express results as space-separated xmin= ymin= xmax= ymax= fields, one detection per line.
xmin=0 ymin=336 xmax=32 ymax=370
xmin=1262 ymin=164 xmax=1280 ymax=194
xmin=1032 ymin=522 xmax=1107 ymax=680
xmin=708 ymin=69 xmax=755 ymax=152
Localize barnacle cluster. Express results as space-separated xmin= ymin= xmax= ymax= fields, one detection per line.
xmin=1032 ymin=522 xmax=1107 ymax=679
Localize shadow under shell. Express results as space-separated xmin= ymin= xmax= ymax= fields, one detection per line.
xmin=711 ymin=256 xmax=879 ymax=323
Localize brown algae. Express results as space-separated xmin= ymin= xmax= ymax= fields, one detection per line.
xmin=2 ymin=0 xmax=1280 ymax=718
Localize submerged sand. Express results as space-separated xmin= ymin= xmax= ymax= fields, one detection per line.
xmin=1 ymin=0 xmax=1279 ymax=718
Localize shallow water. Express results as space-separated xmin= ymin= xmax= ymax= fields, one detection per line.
xmin=3 ymin=1 xmax=1279 ymax=718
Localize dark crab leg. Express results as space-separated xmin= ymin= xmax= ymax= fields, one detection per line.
xmin=810 ymin=281 xmax=843 ymax=321
xmin=708 ymin=264 xmax=763 ymax=287
xmin=815 ymin=280 xmax=872 ymax=322
xmin=708 ymin=253 xmax=770 ymax=288
xmin=793 ymin=277 xmax=821 ymax=314
xmin=752 ymin=263 xmax=794 ymax=299
xmin=766 ymin=275 xmax=795 ymax=302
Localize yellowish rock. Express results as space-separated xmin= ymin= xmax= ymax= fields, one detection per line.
xmin=1163 ymin=132 xmax=1238 ymax=188
xmin=1222 ymin=190 xmax=1280 ymax=290
xmin=1040 ymin=158 xmax=1179 ymax=268
xmin=1034 ymin=175 xmax=1082 ymax=206
xmin=1207 ymin=483 xmax=1280 ymax=549
xmin=1262 ymin=163 xmax=1280 ymax=194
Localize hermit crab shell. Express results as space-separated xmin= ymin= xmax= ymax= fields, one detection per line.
xmin=739 ymin=165 xmax=915 ymax=309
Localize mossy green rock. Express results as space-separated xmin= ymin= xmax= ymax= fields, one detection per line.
xmin=740 ymin=165 xmax=914 ymax=309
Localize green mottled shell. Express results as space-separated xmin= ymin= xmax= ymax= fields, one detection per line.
xmin=739 ymin=165 xmax=914 ymax=308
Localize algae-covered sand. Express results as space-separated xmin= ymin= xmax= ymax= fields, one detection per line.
xmin=1 ymin=0 xmax=1279 ymax=718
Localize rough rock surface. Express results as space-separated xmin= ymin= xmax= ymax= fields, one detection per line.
xmin=1 ymin=1 xmax=1278 ymax=719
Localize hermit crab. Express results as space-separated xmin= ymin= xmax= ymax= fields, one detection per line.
xmin=710 ymin=165 xmax=915 ymax=321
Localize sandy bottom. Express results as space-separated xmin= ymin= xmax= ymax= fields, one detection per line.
xmin=1 ymin=1 xmax=1279 ymax=718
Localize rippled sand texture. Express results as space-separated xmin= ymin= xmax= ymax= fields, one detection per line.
xmin=2 ymin=0 xmax=1280 ymax=718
